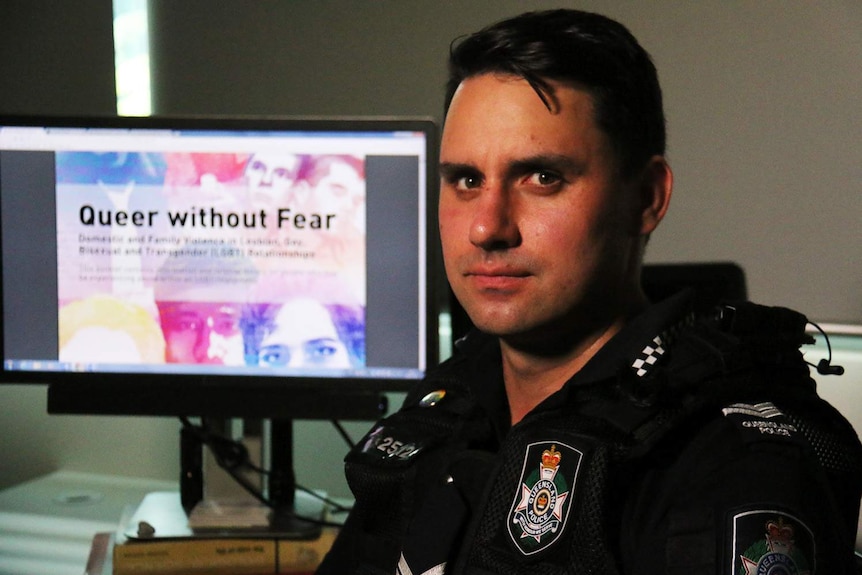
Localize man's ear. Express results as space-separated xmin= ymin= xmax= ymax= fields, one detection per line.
xmin=637 ymin=155 xmax=673 ymax=236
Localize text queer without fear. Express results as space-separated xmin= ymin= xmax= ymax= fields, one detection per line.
xmin=78 ymin=205 xmax=336 ymax=230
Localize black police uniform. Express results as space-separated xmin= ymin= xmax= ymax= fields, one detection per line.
xmin=317 ymin=292 xmax=862 ymax=575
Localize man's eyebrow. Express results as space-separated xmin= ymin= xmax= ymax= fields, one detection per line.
xmin=438 ymin=161 xmax=478 ymax=178
xmin=439 ymin=154 xmax=584 ymax=181
xmin=507 ymin=154 xmax=583 ymax=175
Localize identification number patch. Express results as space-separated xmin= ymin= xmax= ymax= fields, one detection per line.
xmin=352 ymin=424 xmax=425 ymax=463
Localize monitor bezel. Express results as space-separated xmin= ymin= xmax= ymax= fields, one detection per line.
xmin=0 ymin=114 xmax=440 ymax=417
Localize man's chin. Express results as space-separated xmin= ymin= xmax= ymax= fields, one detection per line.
xmin=470 ymin=310 xmax=609 ymax=358
xmin=470 ymin=315 xmax=551 ymax=350
xmin=466 ymin=309 xmax=522 ymax=337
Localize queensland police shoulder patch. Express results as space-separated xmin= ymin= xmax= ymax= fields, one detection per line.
xmin=732 ymin=509 xmax=815 ymax=575
xmin=507 ymin=441 xmax=582 ymax=556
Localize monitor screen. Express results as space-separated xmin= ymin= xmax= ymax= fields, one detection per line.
xmin=0 ymin=115 xmax=438 ymax=418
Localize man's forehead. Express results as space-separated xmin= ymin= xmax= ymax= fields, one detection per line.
xmin=441 ymin=74 xmax=605 ymax=164
xmin=444 ymin=75 xmax=596 ymax=127
xmin=445 ymin=74 xmax=595 ymax=117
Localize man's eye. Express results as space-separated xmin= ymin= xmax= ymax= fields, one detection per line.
xmin=455 ymin=174 xmax=482 ymax=190
xmin=527 ymin=171 xmax=562 ymax=186
xmin=167 ymin=314 xmax=201 ymax=332
xmin=177 ymin=319 xmax=199 ymax=331
xmin=213 ymin=317 xmax=239 ymax=334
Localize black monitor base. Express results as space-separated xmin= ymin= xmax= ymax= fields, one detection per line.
xmin=125 ymin=491 xmax=323 ymax=541
xmin=180 ymin=416 xmax=353 ymax=539
xmin=268 ymin=508 xmax=322 ymax=540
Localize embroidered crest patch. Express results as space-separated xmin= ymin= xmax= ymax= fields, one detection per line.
xmin=731 ymin=510 xmax=815 ymax=575
xmin=507 ymin=441 xmax=582 ymax=556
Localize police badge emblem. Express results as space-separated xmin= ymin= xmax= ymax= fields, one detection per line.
xmin=507 ymin=442 xmax=583 ymax=555
xmin=732 ymin=510 xmax=815 ymax=575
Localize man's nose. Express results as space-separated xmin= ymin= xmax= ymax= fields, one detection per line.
xmin=469 ymin=188 xmax=520 ymax=250
xmin=260 ymin=170 xmax=273 ymax=186
xmin=193 ymin=318 xmax=217 ymax=357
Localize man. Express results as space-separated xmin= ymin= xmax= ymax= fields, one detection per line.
xmin=318 ymin=9 xmax=862 ymax=574
xmin=244 ymin=151 xmax=303 ymax=212
xmin=157 ymin=299 xmax=245 ymax=365
xmin=155 ymin=250 xmax=257 ymax=366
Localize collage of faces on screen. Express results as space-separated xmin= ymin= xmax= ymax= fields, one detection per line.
xmin=56 ymin=150 xmax=367 ymax=370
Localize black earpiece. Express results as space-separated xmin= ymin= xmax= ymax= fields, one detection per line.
xmin=816 ymin=358 xmax=845 ymax=376
xmin=807 ymin=321 xmax=845 ymax=377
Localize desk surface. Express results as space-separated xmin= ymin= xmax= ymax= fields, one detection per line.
xmin=0 ymin=470 xmax=348 ymax=575
xmin=0 ymin=471 xmax=177 ymax=575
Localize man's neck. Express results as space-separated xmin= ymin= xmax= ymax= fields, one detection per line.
xmin=501 ymin=319 xmax=625 ymax=425
xmin=500 ymin=289 xmax=651 ymax=426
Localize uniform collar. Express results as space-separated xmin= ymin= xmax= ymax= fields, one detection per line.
xmin=568 ymin=290 xmax=695 ymax=385
xmin=534 ymin=290 xmax=696 ymax=413
xmin=456 ymin=289 xmax=697 ymax=429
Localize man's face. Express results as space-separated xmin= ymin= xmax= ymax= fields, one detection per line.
xmin=245 ymin=153 xmax=301 ymax=209
xmin=439 ymin=74 xmax=646 ymax=349
xmin=159 ymin=302 xmax=244 ymax=365
xmin=312 ymin=158 xmax=364 ymax=218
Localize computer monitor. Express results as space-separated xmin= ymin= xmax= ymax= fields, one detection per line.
xmin=0 ymin=115 xmax=439 ymax=529
xmin=0 ymin=114 xmax=437 ymax=408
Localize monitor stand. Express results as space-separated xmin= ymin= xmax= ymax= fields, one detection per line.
xmin=264 ymin=418 xmax=322 ymax=539
xmin=179 ymin=417 xmax=322 ymax=540
xmin=122 ymin=489 xmax=325 ymax=541
xmin=45 ymin=384 xmax=387 ymax=539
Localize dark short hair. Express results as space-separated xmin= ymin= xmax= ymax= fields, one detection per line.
xmin=446 ymin=9 xmax=666 ymax=177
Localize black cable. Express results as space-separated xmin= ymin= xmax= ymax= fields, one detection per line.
xmin=177 ymin=417 xmax=354 ymax=525
xmin=330 ymin=419 xmax=357 ymax=449
xmin=296 ymin=484 xmax=353 ymax=514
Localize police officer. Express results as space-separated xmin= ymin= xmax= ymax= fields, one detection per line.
xmin=318 ymin=9 xmax=862 ymax=574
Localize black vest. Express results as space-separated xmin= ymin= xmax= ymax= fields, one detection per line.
xmin=330 ymin=302 xmax=862 ymax=575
